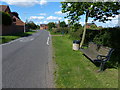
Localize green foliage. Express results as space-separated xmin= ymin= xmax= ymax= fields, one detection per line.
xmin=26 ymin=21 xmax=38 ymax=30
xmin=61 ymin=2 xmax=120 ymax=48
xmin=84 ymin=27 xmax=120 ymax=68
xmin=70 ymin=23 xmax=82 ymax=32
xmin=48 ymin=22 xmax=56 ymax=30
xmin=60 ymin=21 xmax=67 ymax=27
xmin=61 ymin=2 xmax=120 ymax=24
xmin=69 ymin=27 xmax=83 ymax=40
xmin=11 ymin=12 xmax=20 ymax=20
xmin=90 ymin=24 xmax=97 ymax=28
xmin=52 ymin=27 xmax=69 ymax=34
xmin=1 ymin=11 xmax=12 ymax=25
xmin=93 ymin=27 xmax=120 ymax=49
xmin=36 ymin=25 xmax=40 ymax=29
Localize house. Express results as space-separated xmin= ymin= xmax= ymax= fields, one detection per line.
xmin=98 ymin=26 xmax=103 ymax=28
xmin=86 ymin=23 xmax=97 ymax=28
xmin=0 ymin=5 xmax=25 ymax=35
xmin=40 ymin=24 xmax=48 ymax=30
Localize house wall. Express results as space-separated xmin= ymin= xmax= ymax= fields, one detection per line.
xmin=40 ymin=26 xmax=48 ymax=30
xmin=86 ymin=25 xmax=91 ymax=28
xmin=0 ymin=24 xmax=24 ymax=35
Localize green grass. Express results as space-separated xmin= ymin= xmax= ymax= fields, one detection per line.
xmin=52 ymin=35 xmax=118 ymax=88
xmin=0 ymin=31 xmax=36 ymax=44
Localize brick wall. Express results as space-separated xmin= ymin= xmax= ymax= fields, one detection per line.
xmin=0 ymin=24 xmax=24 ymax=35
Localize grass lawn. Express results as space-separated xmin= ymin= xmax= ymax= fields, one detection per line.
xmin=52 ymin=35 xmax=118 ymax=88
xmin=0 ymin=31 xmax=36 ymax=44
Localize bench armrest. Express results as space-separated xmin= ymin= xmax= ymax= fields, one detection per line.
xmin=97 ymin=55 xmax=108 ymax=61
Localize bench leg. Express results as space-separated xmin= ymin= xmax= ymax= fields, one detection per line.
xmin=98 ymin=61 xmax=105 ymax=72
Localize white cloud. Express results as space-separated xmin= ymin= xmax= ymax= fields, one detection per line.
xmin=64 ymin=18 xmax=68 ymax=24
xmin=36 ymin=22 xmax=43 ymax=25
xmin=38 ymin=13 xmax=46 ymax=16
xmin=29 ymin=16 xmax=45 ymax=20
xmin=1 ymin=0 xmax=47 ymax=6
xmin=39 ymin=0 xmax=47 ymax=5
xmin=43 ymin=21 xmax=49 ymax=24
xmin=103 ymin=15 xmax=119 ymax=27
xmin=36 ymin=21 xmax=49 ymax=25
xmin=79 ymin=22 xmax=85 ymax=26
xmin=55 ymin=11 xmax=65 ymax=15
xmin=47 ymin=16 xmax=62 ymax=20
xmin=1 ymin=0 xmax=38 ymax=6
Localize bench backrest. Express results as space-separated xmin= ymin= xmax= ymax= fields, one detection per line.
xmin=98 ymin=46 xmax=111 ymax=56
xmin=88 ymin=42 xmax=114 ymax=57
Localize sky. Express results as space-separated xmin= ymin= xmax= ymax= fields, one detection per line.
xmin=0 ymin=0 xmax=119 ymax=27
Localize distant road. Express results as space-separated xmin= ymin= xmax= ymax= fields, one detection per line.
xmin=2 ymin=30 xmax=53 ymax=88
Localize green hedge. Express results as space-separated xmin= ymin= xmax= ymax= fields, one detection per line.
xmin=52 ymin=27 xmax=70 ymax=34
xmin=85 ymin=27 xmax=120 ymax=68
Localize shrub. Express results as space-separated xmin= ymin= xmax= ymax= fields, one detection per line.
xmin=52 ymin=27 xmax=70 ymax=34
xmin=48 ymin=22 xmax=56 ymax=30
xmin=69 ymin=27 xmax=83 ymax=40
xmin=1 ymin=11 xmax=12 ymax=25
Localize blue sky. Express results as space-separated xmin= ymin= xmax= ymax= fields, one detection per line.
xmin=0 ymin=0 xmax=119 ymax=27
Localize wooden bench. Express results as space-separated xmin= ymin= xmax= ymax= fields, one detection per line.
xmin=80 ymin=42 xmax=114 ymax=71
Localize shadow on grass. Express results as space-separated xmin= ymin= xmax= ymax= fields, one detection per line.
xmin=82 ymin=53 xmax=118 ymax=71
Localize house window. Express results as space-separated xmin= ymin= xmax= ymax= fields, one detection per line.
xmin=13 ymin=18 xmax=16 ymax=22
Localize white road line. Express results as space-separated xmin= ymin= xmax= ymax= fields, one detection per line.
xmin=19 ymin=37 xmax=34 ymax=42
xmin=47 ymin=37 xmax=50 ymax=45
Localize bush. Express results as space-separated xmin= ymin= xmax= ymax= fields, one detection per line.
xmin=1 ymin=11 xmax=12 ymax=25
xmin=85 ymin=27 xmax=120 ymax=68
xmin=52 ymin=27 xmax=70 ymax=34
xmin=69 ymin=27 xmax=83 ymax=40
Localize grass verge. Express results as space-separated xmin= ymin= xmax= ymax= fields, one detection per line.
xmin=52 ymin=35 xmax=118 ymax=88
xmin=0 ymin=31 xmax=36 ymax=44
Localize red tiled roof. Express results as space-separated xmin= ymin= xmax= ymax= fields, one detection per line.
xmin=0 ymin=5 xmax=24 ymax=26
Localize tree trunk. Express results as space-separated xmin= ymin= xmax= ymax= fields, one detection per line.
xmin=80 ymin=10 xmax=89 ymax=48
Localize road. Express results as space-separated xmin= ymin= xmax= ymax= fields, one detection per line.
xmin=2 ymin=30 xmax=54 ymax=88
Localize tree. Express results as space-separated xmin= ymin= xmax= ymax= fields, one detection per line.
xmin=60 ymin=21 xmax=67 ymax=27
xmin=61 ymin=2 xmax=120 ymax=48
xmin=1 ymin=11 xmax=12 ymax=25
xmin=26 ymin=21 xmax=37 ymax=30
xmin=11 ymin=12 xmax=20 ymax=20
xmin=48 ymin=22 xmax=56 ymax=30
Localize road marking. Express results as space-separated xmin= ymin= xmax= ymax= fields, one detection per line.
xmin=47 ymin=37 xmax=50 ymax=45
xmin=19 ymin=37 xmax=34 ymax=42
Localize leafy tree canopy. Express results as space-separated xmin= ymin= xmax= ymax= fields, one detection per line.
xmin=61 ymin=1 xmax=120 ymax=48
xmin=11 ymin=12 xmax=20 ymax=20
xmin=48 ymin=22 xmax=56 ymax=30
xmin=26 ymin=21 xmax=37 ymax=30
xmin=60 ymin=21 xmax=67 ymax=27
xmin=61 ymin=2 xmax=120 ymax=24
